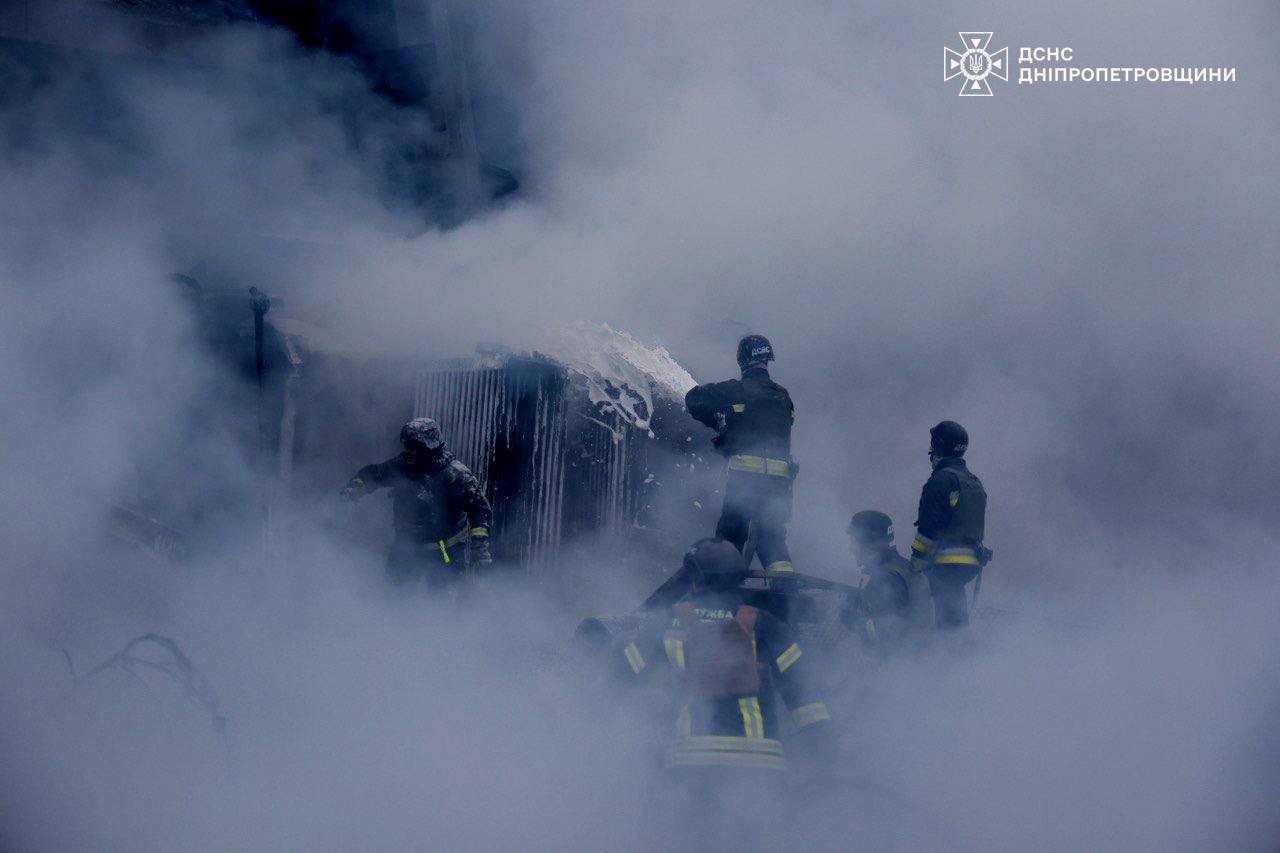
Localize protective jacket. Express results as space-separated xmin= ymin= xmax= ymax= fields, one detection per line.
xmin=685 ymin=368 xmax=797 ymax=572
xmin=618 ymin=590 xmax=830 ymax=771
xmin=848 ymin=547 xmax=933 ymax=645
xmin=347 ymin=450 xmax=492 ymax=564
xmin=910 ymin=456 xmax=987 ymax=629
xmin=859 ymin=548 xmax=911 ymax=619
xmin=685 ymin=367 xmax=794 ymax=461
xmin=910 ymin=457 xmax=986 ymax=566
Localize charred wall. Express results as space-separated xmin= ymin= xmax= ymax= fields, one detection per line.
xmin=414 ymin=355 xmax=718 ymax=576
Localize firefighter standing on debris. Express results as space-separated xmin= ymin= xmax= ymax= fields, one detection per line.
xmin=340 ymin=417 xmax=493 ymax=588
xmin=685 ymin=335 xmax=798 ymax=573
xmin=845 ymin=510 xmax=933 ymax=646
xmin=909 ymin=421 xmax=990 ymax=629
xmin=617 ymin=539 xmax=832 ymax=839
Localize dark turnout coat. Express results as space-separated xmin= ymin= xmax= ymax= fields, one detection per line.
xmin=349 ymin=450 xmax=492 ymax=545
xmin=684 ymin=367 xmax=795 ymax=461
xmin=618 ymin=590 xmax=830 ymax=771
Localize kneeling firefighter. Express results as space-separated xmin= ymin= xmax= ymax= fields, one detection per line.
xmin=685 ymin=334 xmax=798 ymax=573
xmin=340 ymin=418 xmax=493 ymax=588
xmin=845 ymin=510 xmax=933 ymax=646
xmin=617 ymin=539 xmax=833 ymax=838
xmin=909 ymin=421 xmax=991 ymax=629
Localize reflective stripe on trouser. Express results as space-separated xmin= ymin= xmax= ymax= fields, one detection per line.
xmin=775 ymin=643 xmax=802 ymax=673
xmin=792 ymin=702 xmax=830 ymax=729
xmin=727 ymin=455 xmax=792 ymax=477
xmin=666 ymin=735 xmax=784 ymax=770
xmin=738 ymin=697 xmax=764 ymax=739
xmin=443 ymin=527 xmax=471 ymax=549
xmin=385 ymin=538 xmax=464 ymax=586
xmin=663 ymin=635 xmax=686 ymax=669
xmin=934 ymin=547 xmax=980 ymax=566
xmin=433 ymin=527 xmax=476 ymax=565
xmin=623 ymin=642 xmax=646 ymax=674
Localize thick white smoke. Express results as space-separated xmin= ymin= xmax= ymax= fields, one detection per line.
xmin=1 ymin=0 xmax=1278 ymax=850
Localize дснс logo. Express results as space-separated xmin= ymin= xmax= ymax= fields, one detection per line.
xmin=944 ymin=32 xmax=1009 ymax=96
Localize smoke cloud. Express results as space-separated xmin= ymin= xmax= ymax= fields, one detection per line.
xmin=1 ymin=0 xmax=1278 ymax=849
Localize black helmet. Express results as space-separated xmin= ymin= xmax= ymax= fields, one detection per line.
xmin=683 ymin=538 xmax=747 ymax=589
xmin=848 ymin=510 xmax=894 ymax=544
xmin=736 ymin=334 xmax=775 ymax=371
xmin=929 ymin=420 xmax=969 ymax=457
xmin=400 ymin=417 xmax=444 ymax=450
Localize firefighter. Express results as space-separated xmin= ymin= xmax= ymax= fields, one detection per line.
xmin=909 ymin=421 xmax=989 ymax=629
xmin=845 ymin=509 xmax=932 ymax=646
xmin=340 ymin=417 xmax=493 ymax=588
xmin=618 ymin=539 xmax=832 ymax=839
xmin=685 ymin=334 xmax=797 ymax=573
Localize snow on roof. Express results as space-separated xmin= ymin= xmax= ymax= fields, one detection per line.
xmin=536 ymin=322 xmax=697 ymax=437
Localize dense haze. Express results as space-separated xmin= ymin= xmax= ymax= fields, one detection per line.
xmin=1 ymin=0 xmax=1278 ymax=849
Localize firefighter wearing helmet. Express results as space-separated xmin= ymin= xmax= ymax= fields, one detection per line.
xmin=341 ymin=417 xmax=493 ymax=588
xmin=909 ymin=421 xmax=990 ymax=629
xmin=684 ymin=334 xmax=799 ymax=574
xmin=844 ymin=509 xmax=932 ymax=648
xmin=615 ymin=538 xmax=832 ymax=841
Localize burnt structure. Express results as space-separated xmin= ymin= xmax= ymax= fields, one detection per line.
xmin=412 ymin=352 xmax=717 ymax=573
xmin=5 ymin=0 xmax=713 ymax=579
xmin=120 ymin=276 xmax=719 ymax=580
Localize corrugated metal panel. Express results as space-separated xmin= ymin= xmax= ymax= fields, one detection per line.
xmin=412 ymin=357 xmax=653 ymax=573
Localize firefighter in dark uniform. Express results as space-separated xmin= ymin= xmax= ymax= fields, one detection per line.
xmin=617 ymin=539 xmax=832 ymax=840
xmin=845 ymin=510 xmax=932 ymax=647
xmin=341 ymin=417 xmax=493 ymax=588
xmin=909 ymin=421 xmax=988 ymax=629
xmin=685 ymin=335 xmax=798 ymax=573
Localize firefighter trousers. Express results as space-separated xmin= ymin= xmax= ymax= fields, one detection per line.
xmin=385 ymin=535 xmax=467 ymax=590
xmin=716 ymin=472 xmax=794 ymax=572
xmin=927 ymin=564 xmax=980 ymax=629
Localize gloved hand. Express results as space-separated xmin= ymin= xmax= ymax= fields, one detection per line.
xmin=339 ymin=478 xmax=365 ymax=502
xmin=470 ymin=539 xmax=493 ymax=567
